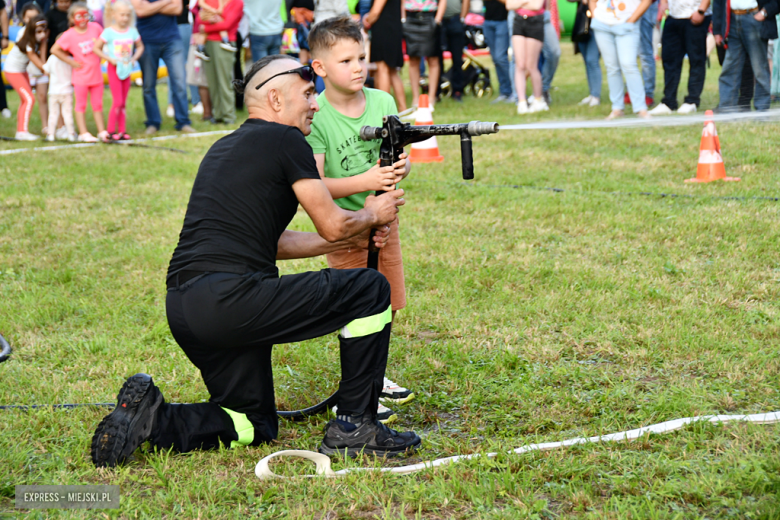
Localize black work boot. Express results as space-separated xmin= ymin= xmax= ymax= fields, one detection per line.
xmin=91 ymin=373 xmax=164 ymax=468
xmin=319 ymin=413 xmax=421 ymax=458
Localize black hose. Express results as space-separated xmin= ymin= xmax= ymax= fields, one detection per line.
xmin=0 ymin=334 xmax=11 ymax=363
xmin=0 ymin=389 xmax=339 ymax=419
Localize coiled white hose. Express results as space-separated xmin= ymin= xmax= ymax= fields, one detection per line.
xmin=255 ymin=411 xmax=780 ymax=479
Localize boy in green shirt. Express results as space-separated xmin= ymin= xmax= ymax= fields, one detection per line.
xmin=306 ymin=16 xmax=414 ymax=424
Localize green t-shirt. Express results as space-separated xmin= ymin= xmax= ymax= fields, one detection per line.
xmin=306 ymin=88 xmax=398 ymax=211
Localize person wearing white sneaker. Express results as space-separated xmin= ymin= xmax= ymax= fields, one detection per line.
xmin=648 ymin=101 xmax=674 ymax=114
xmin=15 ymin=131 xmax=41 ymax=141
xmin=508 ymin=0 xmax=546 ymax=116
xmin=677 ymin=102 xmax=697 ymax=113
xmin=655 ymin=0 xmax=711 ymax=115
xmin=517 ymin=99 xmax=529 ymax=114
xmin=590 ymin=0 xmax=652 ymax=118
xmin=528 ymin=97 xmax=549 ymax=112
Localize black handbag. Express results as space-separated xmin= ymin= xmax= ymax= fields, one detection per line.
xmin=571 ymin=2 xmax=592 ymax=43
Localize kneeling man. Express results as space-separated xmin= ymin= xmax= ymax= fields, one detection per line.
xmin=91 ymin=55 xmax=421 ymax=467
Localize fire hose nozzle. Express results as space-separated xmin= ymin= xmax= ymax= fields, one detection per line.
xmin=467 ymin=121 xmax=500 ymax=136
xmin=359 ymin=125 xmax=385 ymax=141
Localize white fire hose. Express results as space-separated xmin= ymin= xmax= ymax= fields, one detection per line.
xmin=255 ymin=410 xmax=780 ymax=479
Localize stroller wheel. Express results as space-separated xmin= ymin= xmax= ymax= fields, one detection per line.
xmin=473 ymin=78 xmax=492 ymax=99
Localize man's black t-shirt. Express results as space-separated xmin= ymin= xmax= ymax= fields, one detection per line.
xmin=167 ymin=119 xmax=321 ymax=284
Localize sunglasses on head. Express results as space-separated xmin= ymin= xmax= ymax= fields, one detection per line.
xmin=254 ymin=66 xmax=316 ymax=90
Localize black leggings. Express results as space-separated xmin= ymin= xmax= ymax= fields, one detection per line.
xmin=153 ymin=267 xmax=392 ymax=452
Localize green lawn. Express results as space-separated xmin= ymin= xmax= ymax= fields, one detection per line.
xmin=1 ymin=48 xmax=780 ymax=519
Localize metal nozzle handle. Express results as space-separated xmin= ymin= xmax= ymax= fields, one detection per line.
xmin=360 ymin=125 xmax=384 ymax=141
xmin=467 ymin=121 xmax=499 ymax=136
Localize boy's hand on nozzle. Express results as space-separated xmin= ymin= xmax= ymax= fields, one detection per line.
xmin=364 ymin=161 xmax=398 ymax=191
xmin=365 ymin=189 xmax=405 ymax=227
xmin=395 ymin=152 xmax=410 ymax=183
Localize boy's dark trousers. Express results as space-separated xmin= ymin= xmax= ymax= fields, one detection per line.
xmin=660 ymin=16 xmax=711 ymax=109
xmin=153 ymin=267 xmax=392 ymax=452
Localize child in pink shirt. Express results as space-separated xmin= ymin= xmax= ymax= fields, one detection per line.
xmin=51 ymin=2 xmax=109 ymax=142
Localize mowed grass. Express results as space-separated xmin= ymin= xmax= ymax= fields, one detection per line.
xmin=1 ymin=47 xmax=780 ymax=519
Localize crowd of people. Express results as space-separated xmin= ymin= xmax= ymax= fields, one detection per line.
xmin=1 ymin=0 xmax=779 ymax=142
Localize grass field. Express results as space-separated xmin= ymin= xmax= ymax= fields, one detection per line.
xmin=1 ymin=47 xmax=780 ymax=519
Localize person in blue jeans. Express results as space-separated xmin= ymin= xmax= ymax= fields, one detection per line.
xmin=638 ymin=0 xmax=657 ymax=105
xmin=540 ymin=7 xmax=561 ymax=105
xmin=168 ymin=9 xmax=202 ymax=114
xmin=713 ymin=0 xmax=778 ymax=111
xmin=589 ymin=0 xmax=652 ymax=118
xmin=246 ymin=0 xmax=284 ymax=63
xmin=131 ymin=0 xmax=195 ymax=133
xmin=483 ymin=0 xmax=514 ymax=102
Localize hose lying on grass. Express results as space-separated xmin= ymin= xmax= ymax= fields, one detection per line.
xmin=254 ymin=410 xmax=780 ymax=479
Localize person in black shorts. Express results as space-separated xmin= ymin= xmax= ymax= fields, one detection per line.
xmin=511 ymin=2 xmax=548 ymax=114
xmin=91 ymin=55 xmax=422 ymax=467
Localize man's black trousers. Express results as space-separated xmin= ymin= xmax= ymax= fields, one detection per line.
xmin=152 ymin=267 xmax=392 ymax=452
xmin=660 ymin=16 xmax=711 ymax=109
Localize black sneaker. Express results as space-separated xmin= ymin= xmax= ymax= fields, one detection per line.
xmin=543 ymin=90 xmax=552 ymax=106
xmin=319 ymin=418 xmax=421 ymax=458
xmin=91 ymin=373 xmax=164 ymax=468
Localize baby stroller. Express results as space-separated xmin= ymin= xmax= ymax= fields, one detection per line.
xmin=436 ymin=12 xmax=492 ymax=99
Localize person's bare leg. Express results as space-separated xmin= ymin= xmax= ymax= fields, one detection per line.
xmin=36 ymin=82 xmax=49 ymax=133
xmin=75 ymin=111 xmax=89 ymax=135
xmin=512 ymin=35 xmax=528 ymax=101
xmin=199 ymin=86 xmax=212 ymax=119
xmin=375 ymin=61 xmax=391 ymax=93
xmin=93 ymin=109 xmax=106 ymax=134
xmin=525 ymin=39 xmax=544 ymax=99
xmin=426 ymin=56 xmax=439 ymax=109
xmin=389 ymin=68 xmax=407 ymax=111
xmin=408 ymin=56 xmax=421 ymax=107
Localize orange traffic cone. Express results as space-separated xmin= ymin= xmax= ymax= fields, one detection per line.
xmin=409 ymin=95 xmax=444 ymax=163
xmin=686 ymin=110 xmax=740 ymax=183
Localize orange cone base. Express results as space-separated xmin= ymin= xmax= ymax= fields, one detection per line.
xmin=410 ymin=155 xmax=445 ymax=163
xmin=685 ymin=176 xmax=741 ymax=183
xmin=410 ymin=149 xmax=444 ymax=162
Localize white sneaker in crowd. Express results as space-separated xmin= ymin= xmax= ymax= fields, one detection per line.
xmin=45 ymin=134 xmax=56 ymax=142
xmin=15 ymin=131 xmax=40 ymax=141
xmin=678 ymin=103 xmax=697 ymax=114
xmin=166 ymin=104 xmax=174 ymax=118
xmin=516 ymin=100 xmax=529 ymax=114
xmin=78 ymin=132 xmax=98 ymax=143
xmin=527 ymin=94 xmax=535 ymax=104
xmin=648 ymin=103 xmax=673 ymax=115
xmin=55 ymin=126 xmax=70 ymax=140
xmin=528 ymin=98 xmax=549 ymax=113
xmin=579 ymin=95 xmax=594 ymax=105
xmin=588 ymin=96 xmax=601 ymax=107
xmin=1 ymin=108 xmax=11 ymax=118
xmin=67 ymin=134 xmax=76 ymax=142
xmin=192 ymin=102 xmax=204 ymax=115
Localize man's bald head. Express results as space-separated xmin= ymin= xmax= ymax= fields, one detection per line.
xmin=239 ymin=54 xmax=319 ymax=134
xmin=244 ymin=54 xmax=301 ymax=104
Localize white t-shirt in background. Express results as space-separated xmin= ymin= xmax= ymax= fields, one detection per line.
xmin=593 ymin=0 xmax=642 ymax=25
xmin=669 ymin=0 xmax=712 ymax=19
xmin=4 ymin=27 xmax=33 ymax=73
xmin=42 ymin=54 xmax=74 ymax=95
